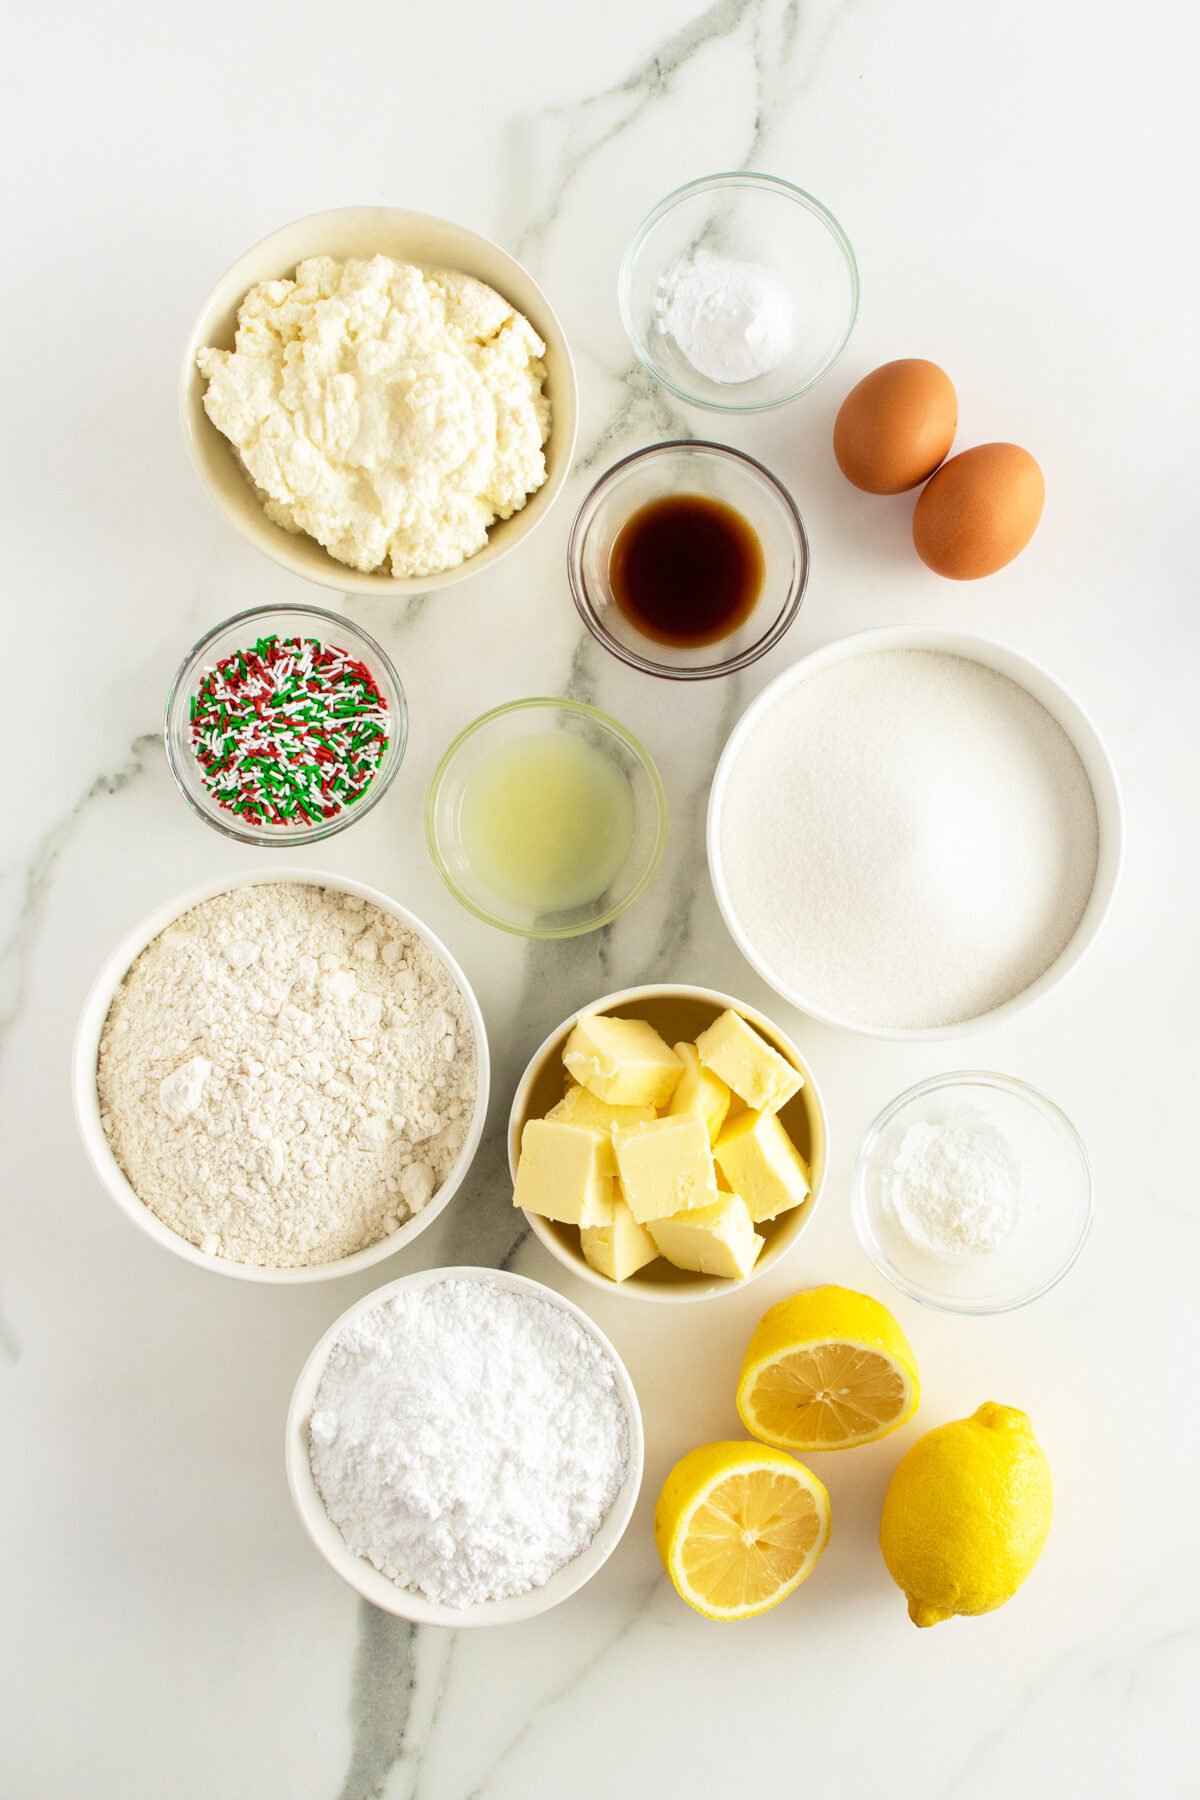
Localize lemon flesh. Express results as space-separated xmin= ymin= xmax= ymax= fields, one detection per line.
xmin=737 ymin=1285 xmax=920 ymax=1451
xmin=880 ymin=1401 xmax=1052 ymax=1627
xmin=655 ymin=1441 xmax=831 ymax=1620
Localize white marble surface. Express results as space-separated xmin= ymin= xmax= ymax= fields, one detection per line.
xmin=3 ymin=2 xmax=1197 ymax=1795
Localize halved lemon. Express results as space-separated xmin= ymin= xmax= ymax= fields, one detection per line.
xmin=737 ymin=1285 xmax=919 ymax=1451
xmin=654 ymin=1441 xmax=831 ymax=1620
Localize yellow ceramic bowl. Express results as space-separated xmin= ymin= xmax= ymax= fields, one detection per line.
xmin=180 ymin=206 xmax=579 ymax=594
xmin=507 ymin=983 xmax=828 ymax=1303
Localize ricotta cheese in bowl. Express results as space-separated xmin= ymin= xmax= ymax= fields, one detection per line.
xmin=196 ymin=254 xmax=551 ymax=580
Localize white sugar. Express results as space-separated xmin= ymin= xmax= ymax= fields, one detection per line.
xmin=718 ymin=650 xmax=1099 ymax=1030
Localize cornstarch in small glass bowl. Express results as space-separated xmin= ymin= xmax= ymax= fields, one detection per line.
xmin=308 ymin=1279 xmax=630 ymax=1605
xmin=883 ymin=1110 xmax=1020 ymax=1255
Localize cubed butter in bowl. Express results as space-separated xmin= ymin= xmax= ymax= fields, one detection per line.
xmin=507 ymin=984 xmax=828 ymax=1304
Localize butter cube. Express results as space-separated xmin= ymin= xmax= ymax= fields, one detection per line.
xmin=513 ymin=1119 xmax=614 ymax=1227
xmin=612 ymin=1115 xmax=719 ymax=1224
xmin=648 ymin=1193 xmax=764 ymax=1280
xmin=695 ymin=1010 xmax=803 ymax=1114
xmin=581 ymin=1198 xmax=660 ymax=1282
xmin=714 ymin=1109 xmax=811 ymax=1224
xmin=546 ymin=1084 xmax=656 ymax=1177
xmin=666 ymin=1042 xmax=731 ymax=1145
xmin=563 ymin=1013 xmax=683 ymax=1109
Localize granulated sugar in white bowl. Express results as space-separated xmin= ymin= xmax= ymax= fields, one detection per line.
xmin=709 ymin=629 xmax=1120 ymax=1038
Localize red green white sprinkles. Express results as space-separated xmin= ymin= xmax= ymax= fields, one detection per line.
xmin=188 ymin=635 xmax=389 ymax=826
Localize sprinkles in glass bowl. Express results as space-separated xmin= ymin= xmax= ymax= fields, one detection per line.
xmin=165 ymin=605 xmax=407 ymax=846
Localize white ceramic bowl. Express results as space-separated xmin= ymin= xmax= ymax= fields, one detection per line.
xmin=285 ymin=1265 xmax=644 ymax=1626
xmin=708 ymin=627 xmax=1124 ymax=1041
xmin=180 ymin=206 xmax=579 ymax=594
xmin=72 ymin=868 xmax=490 ymax=1284
xmin=508 ymin=983 xmax=828 ymax=1303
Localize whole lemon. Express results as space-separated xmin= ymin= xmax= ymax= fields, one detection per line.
xmin=879 ymin=1402 xmax=1052 ymax=1627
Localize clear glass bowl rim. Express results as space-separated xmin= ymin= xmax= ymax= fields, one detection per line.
xmin=163 ymin=601 xmax=409 ymax=847
xmin=618 ymin=169 xmax=861 ymax=414
xmin=851 ymin=1069 xmax=1094 ymax=1316
xmin=567 ymin=439 xmax=810 ymax=681
xmin=424 ymin=697 xmax=669 ymax=938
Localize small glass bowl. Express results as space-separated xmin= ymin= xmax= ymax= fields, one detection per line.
xmin=619 ymin=172 xmax=859 ymax=412
xmin=568 ymin=441 xmax=808 ymax=679
xmin=426 ymin=699 xmax=667 ymax=938
xmin=853 ymin=1072 xmax=1093 ymax=1315
xmin=164 ymin=603 xmax=408 ymax=847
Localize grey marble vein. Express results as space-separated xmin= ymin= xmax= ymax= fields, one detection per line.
xmin=407 ymin=1635 xmax=459 ymax=1800
xmin=438 ymin=1108 xmax=531 ymax=1274
xmin=0 ymin=730 xmax=159 ymax=1364
xmin=631 ymin=674 xmax=747 ymax=978
xmin=515 ymin=0 xmax=795 ymax=260
xmin=0 ymin=732 xmax=159 ymax=1062
xmin=338 ymin=1608 xmax=418 ymax=1800
xmin=466 ymin=1572 xmax=665 ymax=1799
xmin=928 ymin=1544 xmax=1200 ymax=1800
xmin=574 ymin=363 xmax=695 ymax=476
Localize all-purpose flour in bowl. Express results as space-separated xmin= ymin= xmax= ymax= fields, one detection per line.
xmin=96 ymin=883 xmax=477 ymax=1267
xmin=308 ymin=1278 xmax=631 ymax=1606
xmin=715 ymin=648 xmax=1100 ymax=1031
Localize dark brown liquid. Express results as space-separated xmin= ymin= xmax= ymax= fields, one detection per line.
xmin=609 ymin=493 xmax=764 ymax=648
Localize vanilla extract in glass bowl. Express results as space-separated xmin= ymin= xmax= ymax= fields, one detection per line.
xmin=610 ymin=492 xmax=765 ymax=647
xmin=568 ymin=441 xmax=808 ymax=680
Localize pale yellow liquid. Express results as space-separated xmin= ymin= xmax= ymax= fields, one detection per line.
xmin=459 ymin=731 xmax=637 ymax=915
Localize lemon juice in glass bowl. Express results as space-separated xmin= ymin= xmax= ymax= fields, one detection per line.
xmin=426 ymin=699 xmax=668 ymax=938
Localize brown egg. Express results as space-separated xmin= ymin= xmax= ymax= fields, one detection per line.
xmin=913 ymin=443 xmax=1044 ymax=579
xmin=833 ymin=359 xmax=958 ymax=494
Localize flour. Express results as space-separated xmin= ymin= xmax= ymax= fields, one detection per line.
xmin=309 ymin=1279 xmax=630 ymax=1605
xmin=97 ymin=884 xmax=476 ymax=1267
xmin=663 ymin=248 xmax=793 ymax=384
xmin=884 ymin=1111 xmax=1020 ymax=1255
xmin=718 ymin=650 xmax=1100 ymax=1029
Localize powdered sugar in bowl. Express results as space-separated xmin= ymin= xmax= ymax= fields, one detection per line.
xmin=72 ymin=869 xmax=489 ymax=1284
xmin=285 ymin=1267 xmax=644 ymax=1626
xmin=853 ymin=1072 xmax=1093 ymax=1315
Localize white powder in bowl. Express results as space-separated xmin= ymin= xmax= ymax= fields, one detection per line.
xmin=663 ymin=249 xmax=793 ymax=385
xmin=717 ymin=650 xmax=1099 ymax=1030
xmin=97 ymin=884 xmax=477 ymax=1267
xmin=308 ymin=1280 xmax=630 ymax=1606
xmin=884 ymin=1111 xmax=1020 ymax=1255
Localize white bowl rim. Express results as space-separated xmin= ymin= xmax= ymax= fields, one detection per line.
xmin=284 ymin=1263 xmax=645 ymax=1626
xmin=71 ymin=866 xmax=491 ymax=1284
xmin=507 ymin=981 xmax=829 ymax=1303
xmin=707 ymin=625 xmax=1125 ymax=1041
xmin=179 ymin=203 xmax=579 ymax=594
xmin=850 ymin=1068 xmax=1094 ymax=1314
